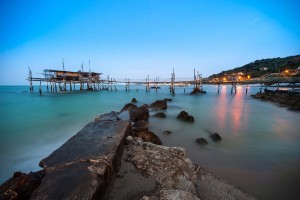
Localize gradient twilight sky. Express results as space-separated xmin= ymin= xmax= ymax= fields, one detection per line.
xmin=0 ymin=0 xmax=299 ymax=85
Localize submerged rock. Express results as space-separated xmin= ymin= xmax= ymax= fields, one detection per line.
xmin=177 ymin=111 xmax=194 ymax=123
xmin=150 ymin=100 xmax=167 ymax=110
xmin=164 ymin=98 xmax=172 ymax=102
xmin=195 ymin=138 xmax=208 ymax=145
xmin=209 ymin=133 xmax=222 ymax=142
xmin=153 ymin=112 xmax=166 ymax=118
xmin=163 ymin=130 xmax=172 ymax=135
xmin=130 ymin=106 xmax=149 ymax=122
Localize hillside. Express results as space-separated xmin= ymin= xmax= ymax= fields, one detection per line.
xmin=209 ymin=55 xmax=300 ymax=79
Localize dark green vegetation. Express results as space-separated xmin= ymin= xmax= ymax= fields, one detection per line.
xmin=209 ymin=55 xmax=300 ymax=79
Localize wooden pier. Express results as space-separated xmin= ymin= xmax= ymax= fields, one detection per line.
xmin=28 ymin=67 xmax=300 ymax=95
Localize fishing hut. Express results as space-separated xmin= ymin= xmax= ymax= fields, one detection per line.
xmin=28 ymin=68 xmax=103 ymax=94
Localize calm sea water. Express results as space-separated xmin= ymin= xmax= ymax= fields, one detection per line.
xmin=0 ymin=85 xmax=299 ymax=199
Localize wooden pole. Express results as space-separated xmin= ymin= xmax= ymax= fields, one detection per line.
xmin=39 ymin=80 xmax=42 ymax=95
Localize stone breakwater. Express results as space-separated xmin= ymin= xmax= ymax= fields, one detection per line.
xmin=252 ymin=89 xmax=300 ymax=110
xmin=0 ymin=98 xmax=256 ymax=200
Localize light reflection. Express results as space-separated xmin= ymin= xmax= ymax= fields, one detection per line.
xmin=214 ymin=85 xmax=249 ymax=135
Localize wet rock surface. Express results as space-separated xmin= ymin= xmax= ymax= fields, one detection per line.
xmin=0 ymin=171 xmax=45 ymax=200
xmin=162 ymin=130 xmax=172 ymax=135
xmin=119 ymin=137 xmax=199 ymax=200
xmin=252 ymin=89 xmax=300 ymax=110
xmin=190 ymin=87 xmax=207 ymax=95
xmin=120 ymin=103 xmax=138 ymax=113
xmin=130 ymin=106 xmax=150 ymax=122
xmin=152 ymin=112 xmax=166 ymax=118
xmin=150 ymin=100 xmax=168 ymax=110
xmin=31 ymin=113 xmax=131 ymax=200
xmin=209 ymin=133 xmax=222 ymax=142
xmin=95 ymin=111 xmax=120 ymax=122
xmin=177 ymin=111 xmax=195 ymax=122
xmin=108 ymin=136 xmax=257 ymax=200
xmin=132 ymin=98 xmax=138 ymax=103
xmin=164 ymin=98 xmax=172 ymax=102
xmin=195 ymin=167 xmax=257 ymax=200
xmin=195 ymin=138 xmax=208 ymax=145
xmin=132 ymin=120 xmax=149 ymax=134
xmin=135 ymin=131 xmax=162 ymax=145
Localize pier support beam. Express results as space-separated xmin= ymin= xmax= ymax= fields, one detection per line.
xmin=39 ymin=80 xmax=42 ymax=95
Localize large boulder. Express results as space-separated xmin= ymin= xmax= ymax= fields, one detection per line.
xmin=150 ymin=100 xmax=167 ymax=110
xmin=177 ymin=111 xmax=194 ymax=123
xmin=120 ymin=103 xmax=137 ymax=113
xmin=135 ymin=131 xmax=162 ymax=145
xmin=130 ymin=106 xmax=149 ymax=122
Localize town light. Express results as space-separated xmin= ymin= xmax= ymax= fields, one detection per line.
xmin=247 ymin=75 xmax=251 ymax=79
xmin=285 ymin=69 xmax=289 ymax=74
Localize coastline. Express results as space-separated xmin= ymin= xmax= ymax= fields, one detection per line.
xmin=251 ymin=89 xmax=300 ymax=111
xmin=0 ymin=99 xmax=257 ymax=200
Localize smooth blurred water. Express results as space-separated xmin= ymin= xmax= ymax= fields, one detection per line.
xmin=0 ymin=85 xmax=299 ymax=200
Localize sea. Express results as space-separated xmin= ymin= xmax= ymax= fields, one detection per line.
xmin=0 ymin=84 xmax=299 ymax=200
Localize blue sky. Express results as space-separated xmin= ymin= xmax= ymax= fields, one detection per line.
xmin=0 ymin=0 xmax=299 ymax=84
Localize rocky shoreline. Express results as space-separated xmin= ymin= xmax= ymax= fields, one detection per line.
xmin=251 ymin=89 xmax=300 ymax=111
xmin=0 ymin=99 xmax=256 ymax=200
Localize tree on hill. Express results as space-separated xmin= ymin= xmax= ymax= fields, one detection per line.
xmin=209 ymin=55 xmax=300 ymax=79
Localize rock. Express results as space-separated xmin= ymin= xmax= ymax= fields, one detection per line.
xmin=252 ymin=89 xmax=300 ymax=110
xmin=141 ymin=104 xmax=150 ymax=108
xmin=150 ymin=100 xmax=167 ymax=110
xmin=190 ymin=87 xmax=206 ymax=95
xmin=177 ymin=111 xmax=194 ymax=123
xmin=163 ymin=130 xmax=172 ymax=135
xmin=131 ymin=98 xmax=138 ymax=103
xmin=130 ymin=106 xmax=150 ymax=122
xmin=95 ymin=111 xmax=119 ymax=122
xmin=0 ymin=170 xmax=45 ymax=200
xmin=195 ymin=138 xmax=208 ymax=145
xmin=164 ymin=98 xmax=172 ymax=102
xmin=209 ymin=133 xmax=222 ymax=142
xmin=153 ymin=112 xmax=166 ymax=118
xmin=135 ymin=131 xmax=162 ymax=145
xmin=132 ymin=120 xmax=148 ymax=134
xmin=175 ymin=179 xmax=196 ymax=194
xmin=120 ymin=103 xmax=137 ymax=113
xmin=145 ymin=189 xmax=200 ymax=200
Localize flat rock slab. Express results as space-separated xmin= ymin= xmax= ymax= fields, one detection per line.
xmin=30 ymin=118 xmax=130 ymax=200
